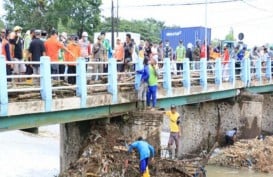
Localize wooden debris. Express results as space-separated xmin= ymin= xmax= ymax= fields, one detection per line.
xmin=209 ymin=136 xmax=273 ymax=173
xmin=86 ymin=172 xmax=100 ymax=177
xmin=113 ymin=146 xmax=128 ymax=152
xmin=18 ymin=93 xmax=41 ymax=99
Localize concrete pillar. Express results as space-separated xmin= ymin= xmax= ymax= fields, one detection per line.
xmin=239 ymin=92 xmax=264 ymax=139
xmin=129 ymin=111 xmax=164 ymax=156
xmin=60 ymin=120 xmax=92 ymax=172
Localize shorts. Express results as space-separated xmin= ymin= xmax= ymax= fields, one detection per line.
xmin=13 ymin=58 xmax=26 ymax=74
xmin=140 ymin=158 xmax=149 ymax=174
xmin=117 ymin=60 xmax=124 ymax=72
xmin=168 ymin=132 xmax=179 ymax=146
xmin=125 ymin=58 xmax=132 ymax=63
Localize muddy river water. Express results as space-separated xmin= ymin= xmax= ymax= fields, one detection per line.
xmin=206 ymin=166 xmax=271 ymax=177
xmin=0 ymin=126 xmax=271 ymax=177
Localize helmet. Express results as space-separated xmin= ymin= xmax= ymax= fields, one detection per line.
xmin=13 ymin=26 xmax=22 ymax=32
xmin=82 ymin=31 xmax=88 ymax=37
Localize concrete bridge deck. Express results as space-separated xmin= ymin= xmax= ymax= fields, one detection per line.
xmin=0 ymin=55 xmax=272 ymax=131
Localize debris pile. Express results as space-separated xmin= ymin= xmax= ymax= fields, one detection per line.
xmin=60 ymin=123 xmax=206 ymax=177
xmin=209 ymin=136 xmax=273 ymax=173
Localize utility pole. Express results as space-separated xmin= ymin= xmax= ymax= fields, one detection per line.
xmin=111 ymin=0 xmax=115 ymax=49
xmin=117 ymin=0 xmax=119 ymax=37
xmin=204 ymin=0 xmax=208 ymax=59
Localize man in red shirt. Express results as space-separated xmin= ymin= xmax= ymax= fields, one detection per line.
xmin=44 ymin=30 xmax=72 ymax=80
xmin=1 ymin=29 xmax=13 ymax=81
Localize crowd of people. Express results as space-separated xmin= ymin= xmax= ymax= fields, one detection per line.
xmin=1 ymin=26 xmax=273 ymax=110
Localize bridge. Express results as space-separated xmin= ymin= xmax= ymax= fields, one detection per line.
xmin=0 ymin=55 xmax=272 ymax=131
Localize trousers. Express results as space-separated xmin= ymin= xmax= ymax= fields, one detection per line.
xmin=146 ymin=85 xmax=157 ymax=108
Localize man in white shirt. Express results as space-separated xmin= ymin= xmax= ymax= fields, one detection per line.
xmin=225 ymin=128 xmax=237 ymax=145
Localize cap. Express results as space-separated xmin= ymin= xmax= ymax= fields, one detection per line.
xmin=61 ymin=32 xmax=67 ymax=39
xmin=34 ymin=30 xmax=41 ymax=35
xmin=41 ymin=30 xmax=47 ymax=36
xmin=13 ymin=26 xmax=22 ymax=32
xmin=171 ymin=104 xmax=176 ymax=109
xmin=82 ymin=31 xmax=88 ymax=37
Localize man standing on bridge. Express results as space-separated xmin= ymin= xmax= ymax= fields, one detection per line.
xmin=128 ymin=137 xmax=155 ymax=177
xmin=165 ymin=104 xmax=181 ymax=159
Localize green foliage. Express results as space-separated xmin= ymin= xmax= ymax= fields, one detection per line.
xmin=3 ymin=0 xmax=58 ymax=31
xmin=0 ymin=19 xmax=5 ymax=29
xmin=225 ymin=27 xmax=235 ymax=41
xmin=100 ymin=18 xmax=166 ymax=43
xmin=54 ymin=0 xmax=101 ymax=37
xmin=3 ymin=0 xmax=102 ymax=36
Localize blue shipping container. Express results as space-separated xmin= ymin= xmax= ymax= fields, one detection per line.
xmin=161 ymin=27 xmax=211 ymax=51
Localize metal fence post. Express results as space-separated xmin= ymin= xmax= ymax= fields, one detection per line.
xmin=200 ymin=59 xmax=208 ymax=91
xmin=215 ymin=58 xmax=222 ymax=89
xmin=108 ymin=58 xmax=118 ymax=104
xmin=0 ymin=55 xmax=8 ymax=116
xmin=40 ymin=56 xmax=52 ymax=112
xmin=266 ymin=57 xmax=272 ymax=83
xmin=229 ymin=58 xmax=236 ymax=88
xmin=247 ymin=58 xmax=251 ymax=85
xmin=135 ymin=57 xmax=143 ymax=91
xmin=241 ymin=58 xmax=250 ymax=87
xmin=255 ymin=58 xmax=262 ymax=85
xmin=76 ymin=58 xmax=87 ymax=108
xmin=183 ymin=58 xmax=191 ymax=94
xmin=163 ymin=58 xmax=172 ymax=97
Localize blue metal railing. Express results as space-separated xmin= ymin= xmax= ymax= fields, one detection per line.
xmin=0 ymin=55 xmax=272 ymax=116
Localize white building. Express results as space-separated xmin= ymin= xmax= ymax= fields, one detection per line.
xmin=94 ymin=32 xmax=141 ymax=46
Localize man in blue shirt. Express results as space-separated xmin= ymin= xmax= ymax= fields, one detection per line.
xmin=128 ymin=137 xmax=155 ymax=176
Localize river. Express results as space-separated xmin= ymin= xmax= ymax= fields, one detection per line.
xmin=0 ymin=125 xmax=271 ymax=177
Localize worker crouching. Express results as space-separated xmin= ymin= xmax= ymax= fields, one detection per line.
xmin=128 ymin=137 xmax=155 ymax=177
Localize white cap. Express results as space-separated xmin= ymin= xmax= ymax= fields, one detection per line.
xmin=61 ymin=32 xmax=67 ymax=39
xmin=82 ymin=31 xmax=88 ymax=37
xmin=187 ymin=43 xmax=193 ymax=49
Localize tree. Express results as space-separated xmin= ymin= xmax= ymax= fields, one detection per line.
xmin=100 ymin=17 xmax=165 ymax=43
xmin=55 ymin=0 xmax=102 ymax=37
xmin=3 ymin=0 xmax=58 ymax=31
xmin=0 ymin=19 xmax=5 ymax=29
xmin=3 ymin=0 xmax=102 ymax=36
xmin=225 ymin=27 xmax=235 ymax=41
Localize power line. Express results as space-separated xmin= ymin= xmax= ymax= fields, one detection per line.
xmin=102 ymin=0 xmax=242 ymax=9
xmin=240 ymin=0 xmax=273 ymax=13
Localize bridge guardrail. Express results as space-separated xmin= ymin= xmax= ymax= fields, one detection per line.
xmin=0 ymin=55 xmax=272 ymax=116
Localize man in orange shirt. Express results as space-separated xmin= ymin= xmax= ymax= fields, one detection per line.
xmin=44 ymin=30 xmax=72 ymax=80
xmin=114 ymin=37 xmax=124 ymax=80
xmin=222 ymin=46 xmax=230 ymax=81
xmin=65 ymin=35 xmax=81 ymax=84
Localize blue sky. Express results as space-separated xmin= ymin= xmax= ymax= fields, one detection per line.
xmin=1 ymin=0 xmax=273 ymax=46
